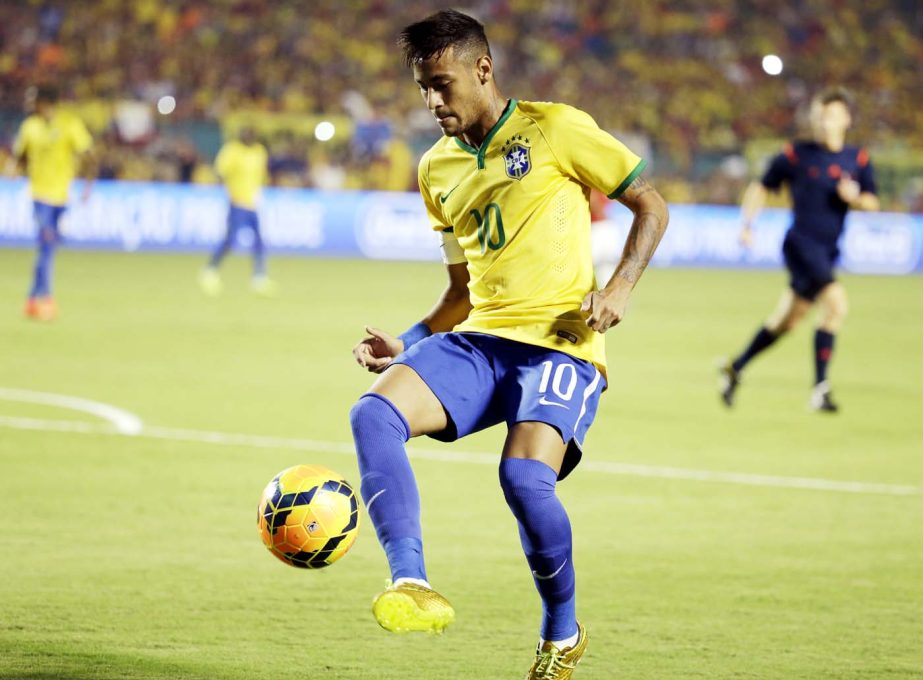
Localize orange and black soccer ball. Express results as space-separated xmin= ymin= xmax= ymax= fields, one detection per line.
xmin=257 ymin=464 xmax=360 ymax=569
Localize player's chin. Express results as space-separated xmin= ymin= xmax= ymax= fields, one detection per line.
xmin=438 ymin=118 xmax=461 ymax=137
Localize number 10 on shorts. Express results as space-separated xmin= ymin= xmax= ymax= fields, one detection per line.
xmin=538 ymin=360 xmax=578 ymax=405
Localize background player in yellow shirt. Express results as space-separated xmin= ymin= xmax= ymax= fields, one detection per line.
xmin=349 ymin=11 xmax=669 ymax=679
xmin=200 ymin=126 xmax=274 ymax=296
xmin=13 ymin=85 xmax=94 ymax=321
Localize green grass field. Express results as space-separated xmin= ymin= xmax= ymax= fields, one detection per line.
xmin=1 ymin=249 xmax=921 ymax=679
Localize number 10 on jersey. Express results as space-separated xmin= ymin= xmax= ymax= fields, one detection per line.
xmin=470 ymin=203 xmax=506 ymax=253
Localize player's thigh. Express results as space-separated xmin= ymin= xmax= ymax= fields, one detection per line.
xmin=501 ymin=349 xmax=604 ymax=476
xmin=366 ymin=364 xmax=448 ymax=437
xmin=502 ymin=421 xmax=568 ymax=475
xmin=816 ymin=281 xmax=848 ymax=324
xmin=767 ymin=289 xmax=812 ymax=332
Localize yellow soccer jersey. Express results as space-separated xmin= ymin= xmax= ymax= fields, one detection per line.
xmin=418 ymin=99 xmax=646 ymax=378
xmin=13 ymin=112 xmax=92 ymax=206
xmin=215 ymin=140 xmax=268 ymax=209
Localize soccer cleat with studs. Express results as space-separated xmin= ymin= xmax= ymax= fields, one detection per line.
xmin=525 ymin=622 xmax=588 ymax=680
xmin=198 ymin=268 xmax=222 ymax=296
xmin=24 ymin=296 xmax=57 ymax=321
xmin=371 ymin=581 xmax=455 ymax=634
xmin=810 ymin=381 xmax=839 ymax=413
xmin=718 ymin=359 xmax=740 ymax=408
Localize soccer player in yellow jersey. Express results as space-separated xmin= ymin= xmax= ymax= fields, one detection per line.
xmin=349 ymin=11 xmax=668 ymax=679
xmin=200 ymin=126 xmax=274 ymax=296
xmin=13 ymin=86 xmax=94 ymax=321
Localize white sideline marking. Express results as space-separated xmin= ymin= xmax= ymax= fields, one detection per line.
xmin=0 ymin=388 xmax=143 ymax=435
xmin=0 ymin=415 xmax=919 ymax=498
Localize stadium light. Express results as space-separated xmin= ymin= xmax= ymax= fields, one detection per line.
xmin=157 ymin=96 xmax=177 ymax=115
xmin=315 ymin=121 xmax=335 ymax=142
xmin=762 ymin=54 xmax=783 ymax=76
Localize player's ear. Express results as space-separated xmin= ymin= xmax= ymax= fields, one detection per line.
xmin=475 ymin=55 xmax=492 ymax=84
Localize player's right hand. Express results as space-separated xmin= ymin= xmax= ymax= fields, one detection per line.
xmin=739 ymin=225 xmax=754 ymax=249
xmin=352 ymin=326 xmax=404 ymax=373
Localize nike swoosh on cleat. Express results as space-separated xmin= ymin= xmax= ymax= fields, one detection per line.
xmin=439 ymin=184 xmax=462 ymax=204
xmin=538 ymin=397 xmax=569 ymax=409
xmin=532 ymin=559 xmax=567 ymax=580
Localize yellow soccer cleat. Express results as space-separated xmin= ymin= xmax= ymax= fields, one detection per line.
xmin=199 ymin=268 xmax=222 ymax=296
xmin=371 ymin=582 xmax=455 ymax=634
xmin=525 ymin=623 xmax=588 ymax=680
xmin=251 ymin=275 xmax=278 ymax=297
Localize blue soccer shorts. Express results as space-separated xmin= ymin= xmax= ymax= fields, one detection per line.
xmin=393 ymin=332 xmax=606 ymax=480
xmin=782 ymin=230 xmax=838 ymax=301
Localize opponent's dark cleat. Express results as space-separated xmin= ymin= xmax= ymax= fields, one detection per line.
xmin=718 ymin=360 xmax=740 ymax=408
xmin=810 ymin=381 xmax=839 ymax=413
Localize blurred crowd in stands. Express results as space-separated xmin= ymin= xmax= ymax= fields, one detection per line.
xmin=1 ymin=0 xmax=922 ymax=210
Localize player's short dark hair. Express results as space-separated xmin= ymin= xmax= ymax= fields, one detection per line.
xmin=398 ymin=9 xmax=491 ymax=67
xmin=35 ymin=85 xmax=59 ymax=104
xmin=815 ymin=86 xmax=854 ymax=111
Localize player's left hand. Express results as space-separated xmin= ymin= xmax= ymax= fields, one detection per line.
xmin=836 ymin=173 xmax=861 ymax=205
xmin=352 ymin=326 xmax=404 ymax=373
xmin=581 ymin=285 xmax=631 ymax=333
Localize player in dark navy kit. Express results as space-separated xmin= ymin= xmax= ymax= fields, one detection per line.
xmin=720 ymin=88 xmax=879 ymax=412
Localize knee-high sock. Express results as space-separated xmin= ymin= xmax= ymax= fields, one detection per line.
xmin=208 ymin=233 xmax=233 ymax=269
xmin=349 ymin=393 xmax=426 ymax=582
xmin=814 ymin=330 xmax=835 ymax=385
xmin=252 ymin=227 xmax=266 ymax=276
xmin=732 ymin=326 xmax=780 ymax=373
xmin=499 ymin=457 xmax=577 ymax=641
xmin=29 ymin=239 xmax=56 ymax=298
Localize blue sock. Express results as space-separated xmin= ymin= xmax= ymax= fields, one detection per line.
xmin=499 ymin=457 xmax=577 ymax=641
xmin=253 ymin=228 xmax=266 ymax=277
xmin=30 ymin=241 xmax=55 ymax=297
xmin=349 ymin=393 xmax=426 ymax=582
xmin=814 ymin=330 xmax=835 ymax=385
xmin=732 ymin=326 xmax=780 ymax=373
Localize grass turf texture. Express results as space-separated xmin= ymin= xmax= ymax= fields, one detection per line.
xmin=1 ymin=249 xmax=921 ymax=679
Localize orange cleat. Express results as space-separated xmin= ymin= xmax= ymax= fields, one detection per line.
xmin=24 ymin=297 xmax=57 ymax=321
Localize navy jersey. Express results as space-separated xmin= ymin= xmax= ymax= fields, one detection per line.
xmin=761 ymin=141 xmax=876 ymax=246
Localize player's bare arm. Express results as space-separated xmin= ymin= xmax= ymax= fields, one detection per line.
xmin=582 ymin=175 xmax=668 ymax=333
xmin=352 ymin=262 xmax=471 ymax=372
xmin=739 ymin=180 xmax=769 ymax=247
xmin=79 ymin=148 xmax=98 ymax=202
xmin=836 ymin=174 xmax=879 ymax=211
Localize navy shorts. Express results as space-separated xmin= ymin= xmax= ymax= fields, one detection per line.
xmin=393 ymin=332 xmax=606 ymax=480
xmin=782 ymin=230 xmax=837 ymax=301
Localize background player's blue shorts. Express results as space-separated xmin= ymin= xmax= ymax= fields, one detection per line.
xmin=227 ymin=205 xmax=260 ymax=235
xmin=34 ymin=201 xmax=66 ymax=241
xmin=782 ymin=229 xmax=838 ymax=301
xmin=394 ymin=332 xmax=606 ymax=480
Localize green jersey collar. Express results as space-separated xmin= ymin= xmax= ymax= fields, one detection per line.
xmin=453 ymin=98 xmax=518 ymax=169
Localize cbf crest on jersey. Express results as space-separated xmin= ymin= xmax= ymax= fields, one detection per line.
xmin=502 ymin=134 xmax=531 ymax=180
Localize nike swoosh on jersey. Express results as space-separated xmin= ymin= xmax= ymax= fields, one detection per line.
xmin=538 ymin=396 xmax=569 ymax=409
xmin=439 ymin=184 xmax=462 ymax=204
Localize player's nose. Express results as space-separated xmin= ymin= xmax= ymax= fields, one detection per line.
xmin=425 ymin=89 xmax=444 ymax=111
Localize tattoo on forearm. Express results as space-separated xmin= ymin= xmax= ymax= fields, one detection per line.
xmin=614 ymin=210 xmax=666 ymax=285
xmin=622 ymin=176 xmax=655 ymax=202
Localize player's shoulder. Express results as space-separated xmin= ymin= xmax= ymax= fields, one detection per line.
xmin=516 ymin=100 xmax=594 ymax=127
xmin=18 ymin=114 xmax=42 ymax=134
xmin=840 ymin=143 xmax=871 ymax=165
xmin=418 ymin=136 xmax=454 ymax=174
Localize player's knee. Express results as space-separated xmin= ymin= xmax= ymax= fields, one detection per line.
xmin=349 ymin=393 xmax=410 ymax=443
xmin=498 ymin=458 xmax=556 ymax=505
